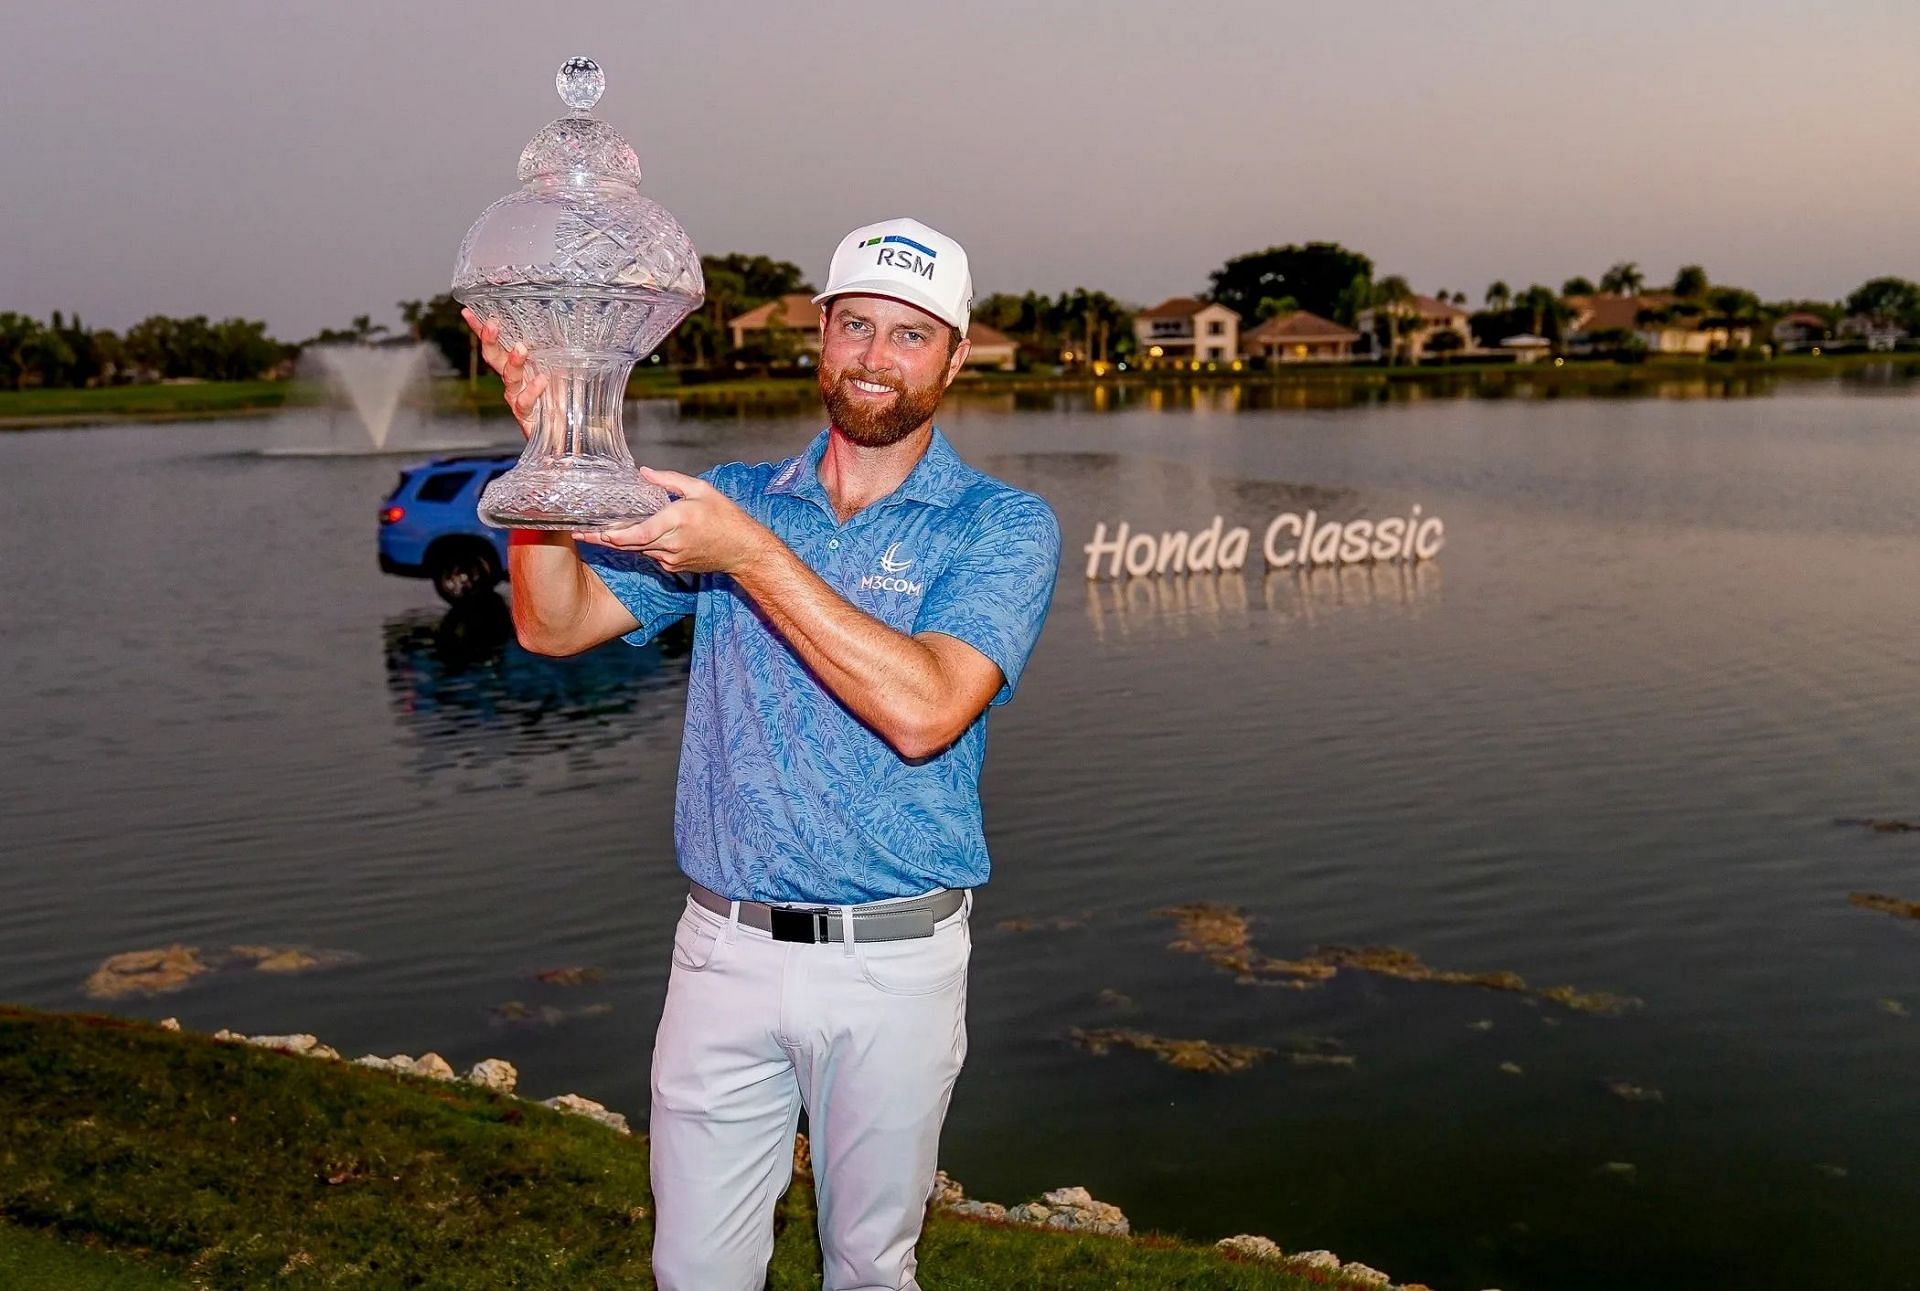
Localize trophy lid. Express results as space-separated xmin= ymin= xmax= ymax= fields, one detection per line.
xmin=452 ymin=57 xmax=704 ymax=308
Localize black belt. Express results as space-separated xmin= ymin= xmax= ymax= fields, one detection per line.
xmin=689 ymin=880 xmax=967 ymax=944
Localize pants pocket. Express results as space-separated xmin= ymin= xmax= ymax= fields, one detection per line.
xmin=671 ymin=906 xmax=728 ymax=972
xmin=855 ymin=920 xmax=970 ymax=997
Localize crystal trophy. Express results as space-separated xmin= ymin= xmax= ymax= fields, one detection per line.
xmin=453 ymin=57 xmax=705 ymax=529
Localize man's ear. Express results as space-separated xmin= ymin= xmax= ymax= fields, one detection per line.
xmin=944 ymin=336 xmax=972 ymax=387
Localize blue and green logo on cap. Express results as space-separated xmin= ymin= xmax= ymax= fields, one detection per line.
xmin=860 ymin=234 xmax=938 ymax=259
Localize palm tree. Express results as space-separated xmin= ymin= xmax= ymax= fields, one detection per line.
xmin=1599 ymin=262 xmax=1644 ymax=296
xmin=1370 ymin=275 xmax=1414 ymax=364
xmin=1516 ymin=285 xmax=1562 ymax=339
xmin=1485 ymin=281 xmax=1511 ymax=311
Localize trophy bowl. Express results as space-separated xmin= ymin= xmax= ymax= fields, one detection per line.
xmin=453 ymin=57 xmax=705 ymax=530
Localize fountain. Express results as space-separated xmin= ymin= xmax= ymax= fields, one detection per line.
xmin=266 ymin=342 xmax=509 ymax=456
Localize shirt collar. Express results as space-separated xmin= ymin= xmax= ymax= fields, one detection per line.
xmin=766 ymin=426 xmax=973 ymax=512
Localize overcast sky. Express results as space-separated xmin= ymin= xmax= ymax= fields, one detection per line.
xmin=4 ymin=0 xmax=1918 ymax=338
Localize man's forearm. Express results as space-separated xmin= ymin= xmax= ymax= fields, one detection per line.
xmin=508 ymin=531 xmax=606 ymax=654
xmin=732 ymin=533 xmax=958 ymax=756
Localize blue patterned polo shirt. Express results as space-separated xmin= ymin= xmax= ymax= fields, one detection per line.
xmin=578 ymin=427 xmax=1061 ymax=904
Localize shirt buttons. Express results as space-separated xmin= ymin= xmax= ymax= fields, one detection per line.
xmin=828 ymin=538 xmax=839 ymax=549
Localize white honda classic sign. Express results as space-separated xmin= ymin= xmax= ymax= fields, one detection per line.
xmin=1084 ymin=509 xmax=1444 ymax=579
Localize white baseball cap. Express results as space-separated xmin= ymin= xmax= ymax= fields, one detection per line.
xmin=813 ymin=217 xmax=972 ymax=337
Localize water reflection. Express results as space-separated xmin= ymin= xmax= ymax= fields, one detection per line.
xmin=382 ymin=595 xmax=689 ymax=771
xmin=661 ymin=362 xmax=1920 ymax=422
xmin=1085 ymin=562 xmax=1441 ymax=639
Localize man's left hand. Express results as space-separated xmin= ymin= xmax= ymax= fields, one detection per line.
xmin=579 ymin=468 xmax=772 ymax=576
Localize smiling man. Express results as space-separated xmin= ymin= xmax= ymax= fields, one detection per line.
xmin=465 ymin=217 xmax=1060 ymax=1291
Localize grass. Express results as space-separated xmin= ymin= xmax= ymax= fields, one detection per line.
xmin=0 ymin=1005 xmax=1374 ymax=1289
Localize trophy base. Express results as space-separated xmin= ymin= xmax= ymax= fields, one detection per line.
xmin=477 ymin=464 xmax=673 ymax=532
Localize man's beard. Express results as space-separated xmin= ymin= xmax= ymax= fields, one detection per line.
xmin=819 ymin=363 xmax=946 ymax=447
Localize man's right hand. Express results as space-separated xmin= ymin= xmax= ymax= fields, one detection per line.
xmin=461 ymin=306 xmax=548 ymax=439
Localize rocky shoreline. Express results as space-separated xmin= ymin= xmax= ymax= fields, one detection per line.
xmin=173 ymin=1016 xmax=1441 ymax=1290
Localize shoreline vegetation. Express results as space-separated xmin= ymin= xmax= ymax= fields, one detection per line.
xmin=2 ymin=350 xmax=1917 ymax=431
xmin=0 ymin=1005 xmax=1423 ymax=1289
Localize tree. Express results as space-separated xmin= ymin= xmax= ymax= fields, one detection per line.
xmin=1671 ymin=265 xmax=1708 ymax=298
xmin=1207 ymin=242 xmax=1374 ymax=326
xmin=1484 ymin=281 xmax=1511 ymax=310
xmin=1562 ymin=276 xmax=1596 ymax=297
xmin=1255 ymin=295 xmax=1300 ymax=321
xmin=1515 ymin=285 xmax=1564 ymax=339
xmin=397 ymin=294 xmax=476 ymax=379
xmin=1844 ymin=277 xmax=1920 ymax=326
xmin=1599 ymin=262 xmax=1644 ymax=296
xmin=1366 ymin=275 xmax=1413 ymax=363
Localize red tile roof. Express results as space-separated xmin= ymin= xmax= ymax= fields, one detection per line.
xmin=1243 ymin=310 xmax=1360 ymax=344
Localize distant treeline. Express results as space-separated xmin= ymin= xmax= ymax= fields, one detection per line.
xmin=8 ymin=245 xmax=1920 ymax=389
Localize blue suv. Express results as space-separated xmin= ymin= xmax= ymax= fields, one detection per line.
xmin=378 ymin=454 xmax=518 ymax=602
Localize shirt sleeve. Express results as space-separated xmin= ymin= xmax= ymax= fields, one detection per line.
xmin=577 ymin=463 xmax=741 ymax=646
xmin=914 ymin=492 xmax=1062 ymax=705
xmin=578 ymin=543 xmax=697 ymax=646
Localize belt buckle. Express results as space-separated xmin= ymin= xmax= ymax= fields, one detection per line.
xmin=769 ymin=905 xmax=828 ymax=944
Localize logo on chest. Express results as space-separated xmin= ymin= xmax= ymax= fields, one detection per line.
xmin=859 ymin=542 xmax=924 ymax=596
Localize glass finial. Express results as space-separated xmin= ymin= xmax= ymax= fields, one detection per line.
xmin=557 ymin=57 xmax=605 ymax=112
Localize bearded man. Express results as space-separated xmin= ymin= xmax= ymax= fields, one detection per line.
xmin=463 ymin=217 xmax=1061 ymax=1291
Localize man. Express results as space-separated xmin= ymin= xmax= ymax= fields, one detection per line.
xmin=463 ymin=217 xmax=1060 ymax=1291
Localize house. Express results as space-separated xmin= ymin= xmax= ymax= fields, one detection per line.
xmin=727 ymin=294 xmax=823 ymax=357
xmin=1240 ymin=310 xmax=1360 ymax=363
xmin=1133 ymin=298 xmax=1240 ymax=367
xmin=956 ymin=322 xmax=1017 ymax=371
xmin=1771 ymin=311 xmax=1829 ymax=352
xmin=726 ymin=295 xmax=1016 ymax=368
xmin=1354 ymin=294 xmax=1475 ymax=361
xmin=1838 ymin=315 xmax=1908 ymax=352
xmin=1563 ymin=293 xmax=1753 ymax=354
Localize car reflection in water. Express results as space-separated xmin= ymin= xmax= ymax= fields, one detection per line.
xmin=383 ymin=593 xmax=691 ymax=775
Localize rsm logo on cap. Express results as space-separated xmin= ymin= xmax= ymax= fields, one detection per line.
xmin=860 ymin=234 xmax=938 ymax=280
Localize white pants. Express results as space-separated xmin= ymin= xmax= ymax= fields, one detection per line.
xmin=649 ymin=887 xmax=974 ymax=1291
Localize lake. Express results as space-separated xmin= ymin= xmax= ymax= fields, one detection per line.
xmin=4 ymin=375 xmax=1918 ymax=1290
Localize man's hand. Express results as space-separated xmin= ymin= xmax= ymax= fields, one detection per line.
xmin=461 ymin=306 xmax=547 ymax=439
xmin=583 ymin=468 xmax=773 ymax=576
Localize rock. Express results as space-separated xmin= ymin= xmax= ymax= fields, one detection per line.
xmin=1815 ymin=1162 xmax=1849 ymax=1179
xmin=1499 ymin=1061 xmax=1524 ymax=1076
xmin=1007 ymin=1186 xmax=1130 ymax=1235
xmin=1467 ymin=1019 xmax=1494 ymax=1032
xmin=408 ymin=1053 xmax=455 ymax=1080
xmin=1597 ymin=1161 xmax=1637 ymax=1182
xmin=1216 ymin=1234 xmax=1284 ymax=1260
xmin=1285 ymin=1249 xmax=1340 ymax=1270
xmin=158 ymin=1017 xmax=181 ymax=1031
xmin=539 ymin=1093 xmax=631 ymax=1135
xmin=244 ymin=1033 xmax=325 ymax=1056
xmin=928 ymin=1169 xmax=965 ymax=1210
xmin=1605 ymin=1080 xmax=1664 ymax=1103
xmin=85 ymin=945 xmax=209 ymax=999
xmin=1339 ymin=1261 xmax=1391 ymax=1286
xmin=352 ymin=1053 xmax=414 ymax=1072
xmin=945 ymin=1199 xmax=1008 ymax=1221
xmin=1878 ymin=998 xmax=1910 ymax=1018
xmin=464 ymin=1058 xmax=518 ymax=1093
xmin=793 ymin=1133 xmax=812 ymax=1180
xmin=211 ymin=1028 xmax=243 ymax=1042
